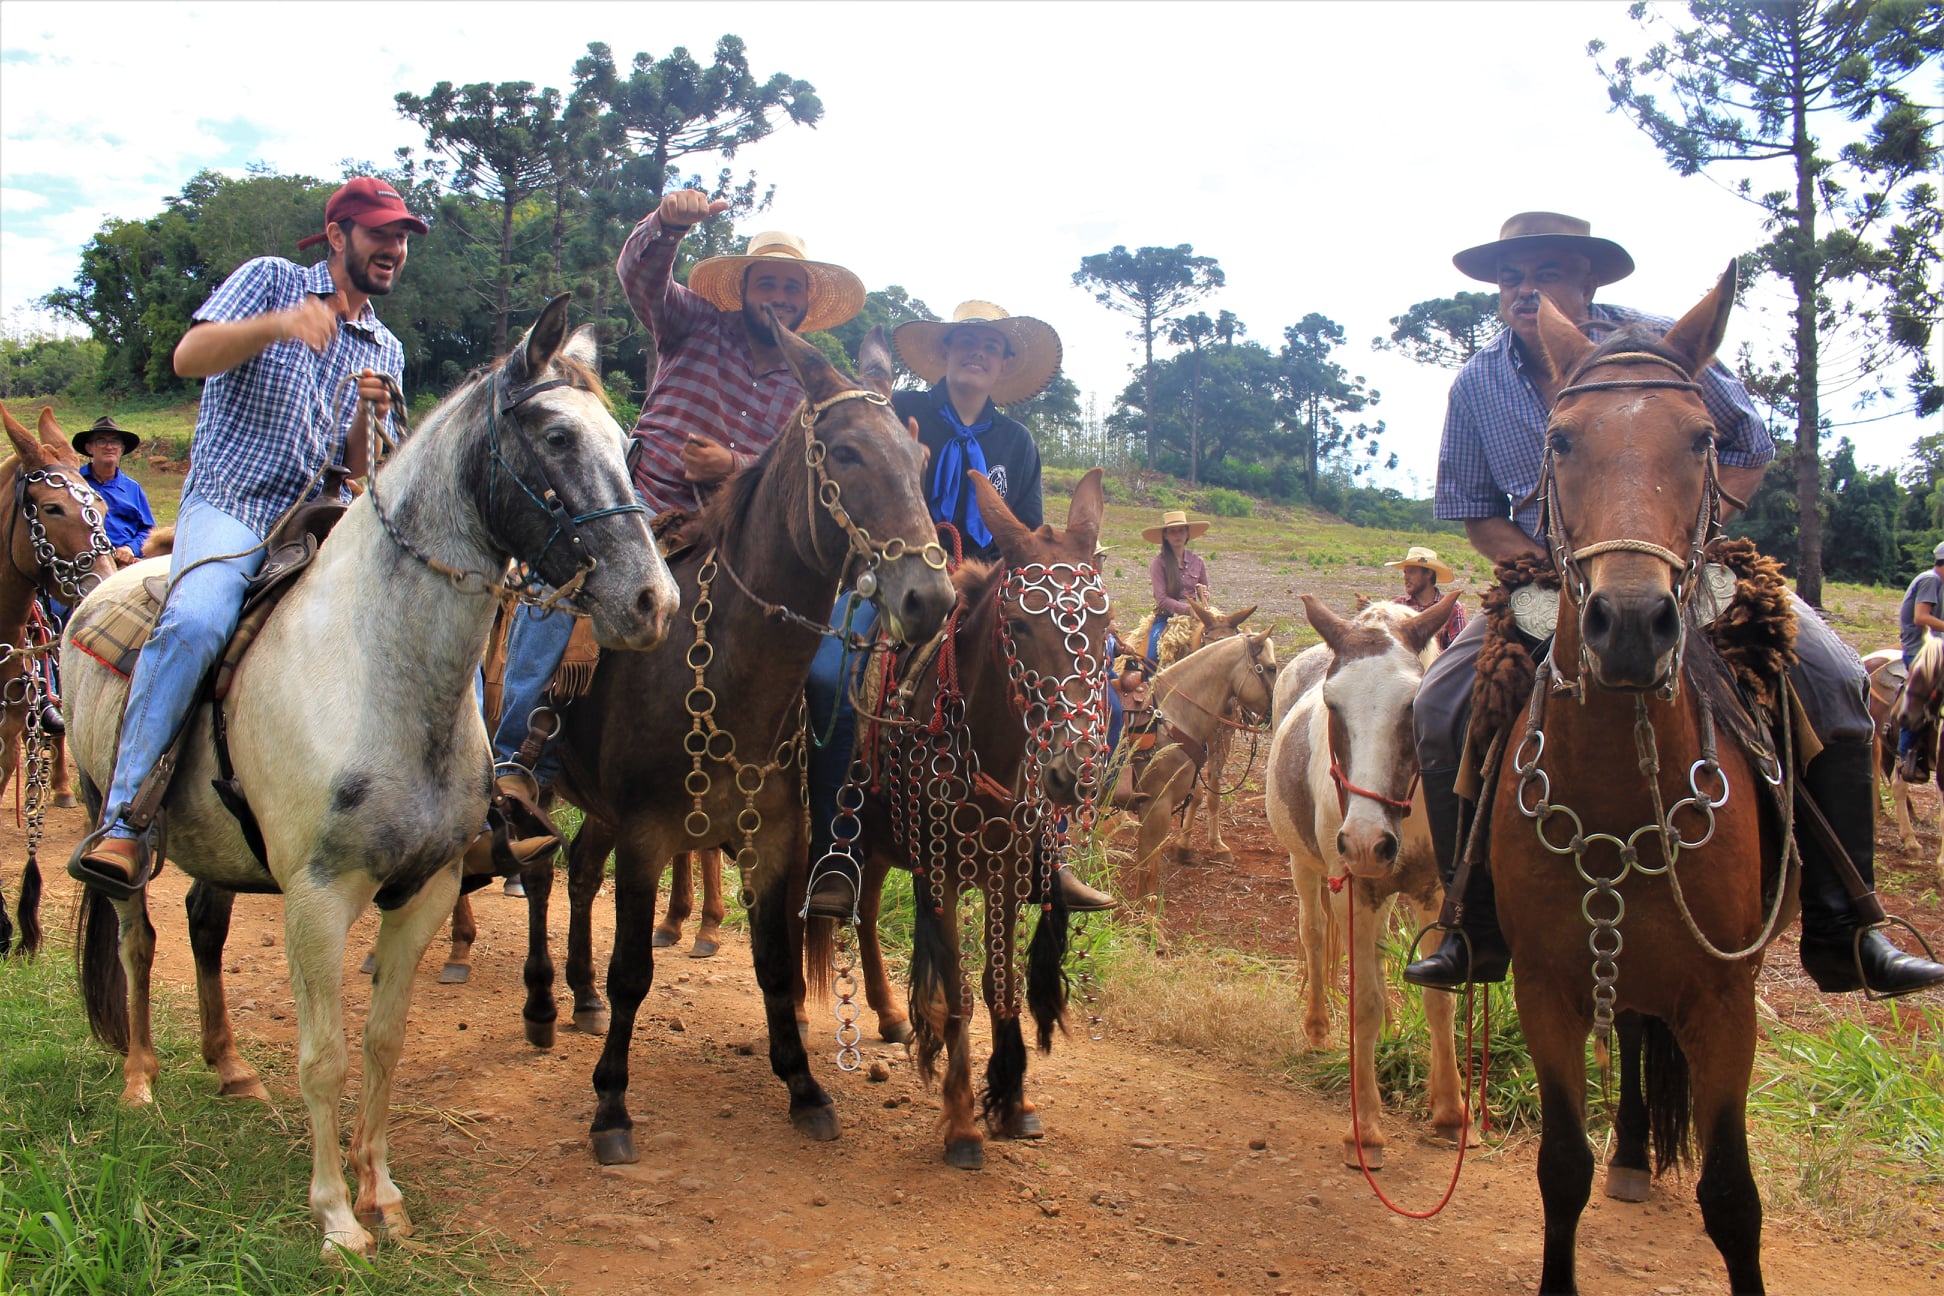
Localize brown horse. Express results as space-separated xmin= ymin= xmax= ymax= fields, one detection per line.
xmin=1490 ymin=267 xmax=1791 ymax=1294
xmin=515 ymin=321 xmax=956 ymax=1164
xmin=836 ymin=468 xmax=1110 ymax=1169
xmin=0 ymin=403 xmax=115 ymax=956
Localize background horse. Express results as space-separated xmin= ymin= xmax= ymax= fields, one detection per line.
xmin=1490 ymin=269 xmax=1789 ymax=1294
xmin=837 ymin=469 xmax=1109 ymax=1169
xmin=1266 ymin=591 xmax=1471 ymax=1168
xmin=0 ymin=403 xmax=114 ymax=956
xmin=1864 ymin=643 xmax=1944 ymax=877
xmin=66 ymin=297 xmax=676 ymax=1258
xmin=1128 ymin=598 xmax=1259 ymax=860
xmin=514 ymin=321 xmax=955 ymax=1166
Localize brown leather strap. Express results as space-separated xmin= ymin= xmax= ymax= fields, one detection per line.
xmin=1165 ymin=722 xmax=1208 ymax=773
xmin=1791 ymin=778 xmax=1888 ymax=925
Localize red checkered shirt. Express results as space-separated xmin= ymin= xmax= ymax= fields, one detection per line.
xmin=1393 ymin=590 xmax=1467 ymax=650
xmin=617 ymin=211 xmax=804 ymax=515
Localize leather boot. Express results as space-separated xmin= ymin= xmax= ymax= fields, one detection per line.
xmin=804 ymin=858 xmax=860 ymax=921
xmin=1796 ymin=739 xmax=1944 ymax=998
xmin=1403 ymin=766 xmax=1511 ymax=991
xmin=1054 ymin=866 xmax=1117 ymax=913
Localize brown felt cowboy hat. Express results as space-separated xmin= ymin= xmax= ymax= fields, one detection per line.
xmin=1453 ymin=212 xmax=1635 ymax=288
xmin=72 ymin=415 xmax=139 ymax=456
xmin=1385 ymin=545 xmax=1455 ymax=583
xmin=1140 ymin=509 xmax=1210 ymax=545
xmin=687 ymin=231 xmax=866 ymax=334
xmin=893 ymin=301 xmax=1064 ymax=406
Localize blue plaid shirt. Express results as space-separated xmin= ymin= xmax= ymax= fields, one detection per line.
xmin=1434 ymin=303 xmax=1770 ymax=541
xmin=181 ymin=257 xmax=405 ymax=537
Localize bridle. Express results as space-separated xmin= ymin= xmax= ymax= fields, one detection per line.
xmin=993 ymin=559 xmax=1112 ymax=796
xmin=8 ymin=465 xmax=114 ymax=604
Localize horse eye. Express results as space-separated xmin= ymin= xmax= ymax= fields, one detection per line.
xmin=1692 ymin=431 xmax=1716 ymax=454
xmin=831 ymin=443 xmax=863 ymax=467
xmin=544 ymin=427 xmax=570 ymax=449
xmin=1548 ymin=431 xmax=1572 ymax=455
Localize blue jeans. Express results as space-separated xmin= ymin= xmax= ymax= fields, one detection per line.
xmin=492 ymin=603 xmax=578 ymax=787
xmin=1146 ymin=615 xmax=1171 ymax=666
xmin=105 ymin=494 xmax=267 ymax=834
xmin=805 ymin=592 xmax=878 ymax=855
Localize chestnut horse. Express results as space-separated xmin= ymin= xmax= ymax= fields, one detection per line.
xmin=0 ymin=403 xmax=115 ymax=956
xmin=1126 ymin=598 xmax=1258 ymax=860
xmin=1490 ymin=266 xmax=1792 ymax=1294
xmin=836 ymin=469 xmax=1110 ymax=1169
xmin=514 ymin=322 xmax=956 ymax=1165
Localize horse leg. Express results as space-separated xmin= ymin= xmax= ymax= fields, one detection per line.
xmin=184 ymin=881 xmax=267 ymax=1100
xmin=655 ymin=850 xmax=694 ymax=949
xmin=1131 ymin=754 xmax=1196 ymax=953
xmin=934 ymin=888 xmax=981 ymax=1168
xmin=1890 ymin=770 xmax=1918 ymax=851
xmin=521 ymin=833 xmax=560 ymax=1048
xmin=281 ymin=877 xmax=375 ymax=1259
xmin=350 ymin=863 xmax=462 ymax=1243
xmin=982 ymin=888 xmax=1040 ymax=1142
xmin=116 ymin=892 xmax=161 ymax=1106
xmin=1519 ymin=989 xmax=1595 ymax=1296
xmin=1407 ymin=892 xmax=1475 ymax=1149
xmin=690 ymin=848 xmax=725 ymax=958
xmin=51 ymin=737 xmax=76 ymax=808
xmin=1200 ymin=728 xmax=1233 ymax=860
xmin=589 ymin=828 xmax=667 ymax=1165
xmin=437 ymin=892 xmax=476 ymax=985
xmin=857 ymin=849 xmax=911 ymax=1042
xmin=565 ymin=817 xmax=614 ymax=1034
xmin=1604 ymin=1011 xmax=1653 ymax=1201
xmin=749 ymin=832 xmax=838 ymax=1140
xmin=1678 ymin=1004 xmax=1765 ymax=1294
xmin=1292 ymin=859 xmax=1332 ymax=1048
xmin=1342 ymin=887 xmax=1391 ymax=1168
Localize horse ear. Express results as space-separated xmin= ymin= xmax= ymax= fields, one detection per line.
xmin=1221 ymin=604 xmax=1257 ymax=630
xmin=2 ymin=403 xmax=43 ymax=465
xmin=509 ymin=293 xmax=574 ymax=385
xmin=1251 ymin=628 xmax=1277 ymax=665
xmin=1660 ymin=260 xmax=1737 ymax=376
xmin=1063 ymin=467 xmax=1105 ymax=549
xmin=36 ymin=406 xmax=70 ymax=452
xmin=1299 ymin=593 xmax=1350 ymax=654
xmin=970 ymin=470 xmax=1033 ymax=559
xmin=1399 ymin=588 xmax=1461 ymax=656
xmin=1353 ymin=593 xmax=1371 ymax=611
xmin=770 ymin=309 xmax=849 ymax=405
xmin=1534 ymin=294 xmax=1596 ymax=385
xmin=856 ymin=326 xmax=894 ymax=397
xmin=562 ymin=323 xmax=600 ymax=371
xmin=1186 ymin=597 xmax=1216 ymax=626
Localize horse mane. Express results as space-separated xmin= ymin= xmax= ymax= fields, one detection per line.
xmin=951 ymin=558 xmax=1001 ymax=601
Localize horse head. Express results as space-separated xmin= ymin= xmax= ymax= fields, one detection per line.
xmin=972 ymin=466 xmax=1111 ymax=807
xmin=1534 ymin=262 xmax=1737 ymax=692
xmin=1301 ymin=592 xmax=1455 ymax=878
xmin=1228 ymin=627 xmax=1279 ymax=726
xmin=770 ymin=316 xmax=955 ymax=645
xmin=1 ymin=403 xmax=114 ymax=605
xmin=474 ymin=294 xmax=678 ymax=650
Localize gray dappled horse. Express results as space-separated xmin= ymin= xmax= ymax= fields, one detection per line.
xmin=64 ymin=297 xmax=678 ymax=1259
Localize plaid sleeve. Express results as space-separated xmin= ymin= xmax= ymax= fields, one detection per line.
xmin=194 ymin=256 xmax=287 ymax=324
xmin=1433 ymin=375 xmax=1509 ymax=522
xmin=617 ymin=213 xmax=714 ymax=352
xmin=1698 ymin=361 xmax=1773 ymax=468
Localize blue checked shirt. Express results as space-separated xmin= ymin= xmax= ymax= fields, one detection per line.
xmin=1434 ymin=303 xmax=1771 ymax=541
xmin=182 ymin=257 xmax=405 ymax=537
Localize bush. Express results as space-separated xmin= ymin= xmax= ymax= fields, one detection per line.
xmin=1196 ymin=487 xmax=1253 ymax=518
xmin=0 ymin=333 xmax=103 ymax=400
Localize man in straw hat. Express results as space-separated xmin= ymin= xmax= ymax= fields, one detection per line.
xmin=73 ymin=416 xmax=154 ymax=568
xmin=1386 ymin=545 xmax=1464 ymax=651
xmin=70 ymin=176 xmax=421 ymax=897
xmin=1404 ymin=211 xmax=1942 ymax=999
xmin=485 ymin=189 xmax=866 ymax=869
xmin=803 ymin=300 xmax=1115 ymax=917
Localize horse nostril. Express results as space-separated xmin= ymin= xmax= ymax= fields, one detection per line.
xmin=1583 ymin=593 xmax=1615 ymax=644
xmin=1335 ymin=831 xmax=1348 ymax=857
xmin=1377 ymin=832 xmax=1399 ymax=864
xmin=1651 ymin=592 xmax=1681 ymax=647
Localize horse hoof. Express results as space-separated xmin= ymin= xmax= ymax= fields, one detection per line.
xmin=358 ymin=951 xmax=377 ymax=977
xmin=944 ymin=1139 xmax=985 ymax=1170
xmin=1604 ymin=1165 xmax=1653 ymax=1202
xmin=53 ymin=793 xmax=77 ymax=809
xmin=1433 ymin=1120 xmax=1480 ymax=1149
xmin=592 ymin=1129 xmax=639 ymax=1165
xmin=688 ymin=938 xmax=719 ymax=959
xmin=437 ymin=963 xmax=471 ymax=985
xmin=501 ymin=877 xmax=525 ymax=898
xmin=572 ymin=1007 xmax=609 ymax=1035
xmin=322 ymin=1229 xmax=377 ymax=1262
xmin=652 ymin=929 xmax=678 ymax=948
xmin=878 ymin=1019 xmax=914 ymax=1044
xmin=218 ymin=1076 xmax=270 ymax=1102
xmin=988 ymin=1109 xmax=1044 ymax=1140
xmin=355 ymin=1199 xmax=413 ymax=1237
xmin=1341 ymin=1138 xmax=1384 ymax=1170
xmin=790 ymin=1103 xmax=841 ymax=1142
xmin=524 ymin=1016 xmax=556 ymax=1049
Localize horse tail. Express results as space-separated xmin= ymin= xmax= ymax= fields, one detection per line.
xmin=981 ymin=1012 xmax=1028 ymax=1123
xmin=801 ymin=914 xmax=835 ymax=1015
xmin=15 ymin=858 xmax=42 ymax=955
xmin=1644 ymin=1015 xmax=1693 ymax=1175
xmin=75 ymin=886 xmax=130 ymax=1054
xmin=1025 ymin=876 xmax=1070 ymax=1053
xmin=907 ymin=890 xmax=952 ymax=1086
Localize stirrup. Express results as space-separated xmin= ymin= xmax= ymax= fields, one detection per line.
xmin=803 ymin=852 xmax=861 ymax=923
xmin=67 ymin=822 xmax=158 ymax=902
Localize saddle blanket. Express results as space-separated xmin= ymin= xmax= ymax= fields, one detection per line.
xmin=70 ymin=576 xmax=167 ymax=679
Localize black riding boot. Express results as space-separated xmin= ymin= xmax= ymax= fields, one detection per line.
xmin=1796 ymin=738 xmax=1944 ymax=997
xmin=1402 ymin=766 xmax=1512 ymax=991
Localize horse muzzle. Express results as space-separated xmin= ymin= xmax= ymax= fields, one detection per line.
xmin=580 ymin=529 xmax=681 ymax=653
xmin=1579 ymin=586 xmax=1681 ymax=692
xmin=1335 ymin=816 xmax=1403 ymax=880
xmin=871 ymin=559 xmax=955 ymax=645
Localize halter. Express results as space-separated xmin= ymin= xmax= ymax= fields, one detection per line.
xmin=9 ymin=465 xmax=114 ymax=604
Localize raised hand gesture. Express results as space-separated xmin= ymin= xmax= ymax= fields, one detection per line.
xmin=657 ymin=189 xmax=730 ymax=230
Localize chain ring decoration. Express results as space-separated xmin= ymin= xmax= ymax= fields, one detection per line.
xmin=19 ymin=468 xmax=114 ymax=605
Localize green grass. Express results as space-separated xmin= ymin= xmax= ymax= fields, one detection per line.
xmin=0 ymin=955 xmax=523 ymax=1296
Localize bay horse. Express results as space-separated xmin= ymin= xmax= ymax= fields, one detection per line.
xmin=65 ymin=296 xmax=678 ymax=1258
xmin=513 ymin=320 xmax=957 ymax=1165
xmin=0 ymin=403 xmax=115 ymax=956
xmin=1265 ymin=591 xmax=1472 ymax=1168
xmin=1118 ymin=629 xmax=1278 ymax=949
xmin=1490 ymin=267 xmax=1792 ymax=1294
xmin=836 ymin=468 xmax=1110 ymax=1169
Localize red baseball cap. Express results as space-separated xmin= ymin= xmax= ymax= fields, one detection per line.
xmin=296 ymin=177 xmax=429 ymax=250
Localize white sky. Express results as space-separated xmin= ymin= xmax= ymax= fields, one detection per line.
xmin=3 ymin=1 xmax=1937 ymax=490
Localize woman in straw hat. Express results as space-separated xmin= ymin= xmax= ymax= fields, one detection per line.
xmin=1140 ymin=509 xmax=1214 ymax=666
xmin=1385 ymin=545 xmax=1465 ymax=650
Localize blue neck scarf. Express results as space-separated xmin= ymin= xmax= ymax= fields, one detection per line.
xmin=931 ymin=397 xmax=994 ymax=550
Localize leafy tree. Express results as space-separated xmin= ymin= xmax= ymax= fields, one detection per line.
xmin=1823 ymin=436 xmax=1905 ymax=583
xmin=1165 ymin=309 xmax=1244 ymax=484
xmin=1280 ymin=313 xmax=1389 ymax=497
xmin=1593 ymin=0 xmax=1943 ymax=605
xmin=1107 ymin=340 xmax=1285 ymax=481
xmin=826 ymin=285 xmax=935 ymax=373
xmin=1007 ymin=371 xmax=1084 ymax=447
xmin=1072 ymin=244 xmax=1224 ymax=469
xmin=1373 ymin=291 xmax=1503 ymax=368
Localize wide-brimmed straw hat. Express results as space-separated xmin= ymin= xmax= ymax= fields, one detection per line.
xmin=72 ymin=415 xmax=139 ymax=456
xmin=893 ymin=301 xmax=1063 ymax=406
xmin=687 ymin=231 xmax=865 ymax=334
xmin=1141 ymin=509 xmax=1210 ymax=545
xmin=1453 ymin=211 xmax=1635 ymax=288
xmin=1385 ymin=545 xmax=1455 ymax=583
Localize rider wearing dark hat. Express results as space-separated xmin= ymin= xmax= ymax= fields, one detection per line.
xmin=1405 ymin=211 xmax=1944 ymax=1000
xmin=73 ymin=416 xmax=154 ymax=567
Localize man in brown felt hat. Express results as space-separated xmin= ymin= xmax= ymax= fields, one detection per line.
xmin=73 ymin=416 xmax=154 ymax=568
xmin=1404 ymin=211 xmax=1943 ymax=1000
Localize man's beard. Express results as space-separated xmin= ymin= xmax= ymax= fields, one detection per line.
xmin=345 ymin=243 xmax=394 ymax=297
xmin=743 ymin=300 xmax=805 ymax=345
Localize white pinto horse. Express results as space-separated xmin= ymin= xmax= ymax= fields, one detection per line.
xmin=63 ymin=297 xmax=678 ymax=1258
xmin=1265 ymin=592 xmax=1474 ymax=1168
